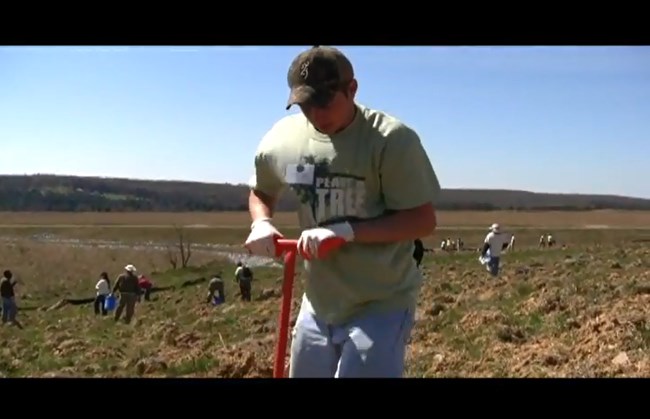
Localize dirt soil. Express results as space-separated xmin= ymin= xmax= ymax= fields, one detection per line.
xmin=1 ymin=236 xmax=648 ymax=378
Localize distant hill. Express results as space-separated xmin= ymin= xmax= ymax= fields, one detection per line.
xmin=1 ymin=174 xmax=649 ymax=212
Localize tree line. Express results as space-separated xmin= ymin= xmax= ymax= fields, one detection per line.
xmin=1 ymin=174 xmax=649 ymax=212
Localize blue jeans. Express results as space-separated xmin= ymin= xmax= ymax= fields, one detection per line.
xmin=289 ymin=296 xmax=415 ymax=378
xmin=2 ymin=297 xmax=17 ymax=323
xmin=487 ymin=256 xmax=500 ymax=276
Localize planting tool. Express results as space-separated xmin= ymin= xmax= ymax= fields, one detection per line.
xmin=272 ymin=236 xmax=346 ymax=378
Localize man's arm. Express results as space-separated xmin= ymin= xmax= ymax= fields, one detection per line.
xmin=352 ymin=204 xmax=436 ymax=243
xmin=248 ymin=129 xmax=286 ymax=224
xmin=249 ymin=189 xmax=278 ymax=223
xmin=112 ymin=276 xmax=121 ymax=294
xmin=480 ymin=233 xmax=493 ymax=256
xmin=351 ymin=126 xmax=441 ymax=243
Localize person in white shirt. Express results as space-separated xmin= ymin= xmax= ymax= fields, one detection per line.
xmin=479 ymin=224 xmax=512 ymax=276
xmin=234 ymin=262 xmax=243 ymax=281
xmin=94 ymin=272 xmax=111 ymax=316
xmin=547 ymin=234 xmax=555 ymax=247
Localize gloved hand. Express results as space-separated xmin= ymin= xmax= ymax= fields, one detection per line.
xmin=297 ymin=222 xmax=354 ymax=259
xmin=244 ymin=217 xmax=283 ymax=258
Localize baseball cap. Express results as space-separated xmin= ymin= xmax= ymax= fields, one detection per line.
xmin=285 ymin=46 xmax=354 ymax=110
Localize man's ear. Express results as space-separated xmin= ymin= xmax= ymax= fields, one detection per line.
xmin=348 ymin=79 xmax=358 ymax=98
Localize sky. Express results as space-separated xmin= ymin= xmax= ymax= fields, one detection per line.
xmin=1 ymin=45 xmax=649 ymax=198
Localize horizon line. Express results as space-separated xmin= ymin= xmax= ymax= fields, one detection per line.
xmin=2 ymin=172 xmax=649 ymax=201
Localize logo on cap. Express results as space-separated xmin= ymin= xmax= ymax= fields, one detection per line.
xmin=299 ymin=61 xmax=310 ymax=79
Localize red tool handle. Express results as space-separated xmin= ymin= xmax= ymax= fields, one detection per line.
xmin=272 ymin=237 xmax=346 ymax=378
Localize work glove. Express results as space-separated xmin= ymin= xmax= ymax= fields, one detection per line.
xmin=297 ymin=222 xmax=354 ymax=259
xmin=244 ymin=217 xmax=283 ymax=258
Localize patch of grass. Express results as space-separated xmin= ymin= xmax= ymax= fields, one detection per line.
xmin=3 ymin=210 xmax=650 ymax=228
xmin=633 ymin=321 xmax=650 ymax=350
xmin=553 ymin=311 xmax=572 ymax=333
xmin=521 ymin=312 xmax=545 ymax=335
xmin=515 ymin=282 xmax=535 ymax=298
xmin=451 ymin=332 xmax=484 ymax=360
xmin=167 ymin=356 xmax=218 ymax=377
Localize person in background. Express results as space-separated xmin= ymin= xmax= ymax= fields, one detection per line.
xmin=207 ymin=273 xmax=225 ymax=304
xmin=480 ymin=223 xmax=512 ymax=277
xmin=547 ymin=233 xmax=556 ymax=247
xmin=112 ymin=264 xmax=140 ymax=324
xmin=138 ymin=274 xmax=153 ymax=301
xmin=234 ymin=261 xmax=243 ymax=279
xmin=0 ymin=270 xmax=22 ymax=328
xmin=94 ymin=272 xmax=111 ymax=316
xmin=412 ymin=239 xmax=433 ymax=269
xmin=413 ymin=239 xmax=425 ymax=268
xmin=235 ymin=262 xmax=253 ymax=302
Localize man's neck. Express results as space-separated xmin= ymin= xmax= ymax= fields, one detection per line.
xmin=334 ymin=104 xmax=358 ymax=134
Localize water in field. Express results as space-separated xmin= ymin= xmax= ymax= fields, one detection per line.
xmin=0 ymin=234 xmax=281 ymax=268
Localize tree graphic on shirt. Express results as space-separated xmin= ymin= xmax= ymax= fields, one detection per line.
xmin=290 ymin=155 xmax=331 ymax=225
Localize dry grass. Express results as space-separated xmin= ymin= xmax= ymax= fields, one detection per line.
xmin=2 ymin=209 xmax=650 ymax=228
xmin=1 ymin=210 xmax=648 ymax=248
xmin=0 ymin=214 xmax=649 ymax=377
xmin=407 ymin=243 xmax=650 ymax=377
xmin=0 ymin=235 xmax=285 ymax=378
xmin=1 ymin=224 xmax=647 ymax=249
xmin=0 ymin=211 xmax=299 ymax=227
xmin=436 ymin=209 xmax=650 ymax=228
xmin=0 ymin=240 xmax=223 ymax=305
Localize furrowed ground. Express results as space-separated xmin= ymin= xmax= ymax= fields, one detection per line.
xmin=0 ymin=211 xmax=648 ymax=377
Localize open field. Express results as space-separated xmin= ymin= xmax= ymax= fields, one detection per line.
xmin=2 ymin=209 xmax=650 ymax=228
xmin=0 ymin=211 xmax=649 ymax=377
xmin=0 ymin=209 xmax=647 ymax=249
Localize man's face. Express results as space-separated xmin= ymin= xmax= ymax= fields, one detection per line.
xmin=299 ymin=80 xmax=357 ymax=135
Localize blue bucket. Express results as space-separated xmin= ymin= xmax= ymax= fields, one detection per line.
xmin=212 ymin=295 xmax=224 ymax=306
xmin=104 ymin=294 xmax=117 ymax=311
